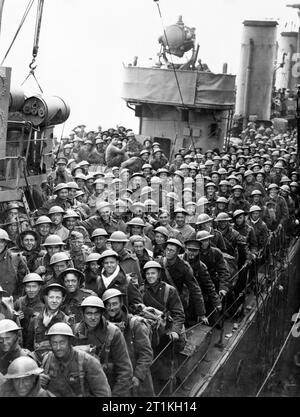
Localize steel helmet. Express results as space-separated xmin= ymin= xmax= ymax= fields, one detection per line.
xmin=85 ymin=253 xmax=101 ymax=263
xmin=249 ymin=205 xmax=262 ymax=213
xmin=126 ymin=217 xmax=146 ymax=227
xmin=43 ymin=283 xmax=66 ymax=297
xmin=144 ymin=199 xmax=157 ymax=208
xmin=268 ymin=183 xmax=279 ymax=190
xmin=215 ymin=212 xmax=232 ymax=222
xmin=35 ymin=216 xmax=53 ymax=226
xmin=0 ymin=228 xmax=11 ymax=242
xmin=81 ymin=295 xmax=105 ymax=309
xmin=185 ymin=239 xmax=201 ymax=249
xmin=290 ymin=181 xmax=299 ymax=187
xmin=96 ymin=201 xmax=112 ymax=212
xmin=63 ymin=210 xmax=80 ymax=219
xmin=154 ymin=226 xmax=170 ymax=238
xmin=91 ymin=228 xmax=108 ymax=239
xmin=53 ymin=183 xmax=69 ymax=194
xmin=108 ymin=231 xmax=129 ymax=243
xmin=5 ymin=356 xmax=44 ymax=379
xmin=46 ymin=323 xmax=74 ymax=338
xmin=251 ymin=189 xmax=262 ymax=196
xmin=140 ymin=186 xmax=153 ymax=196
xmin=232 ymin=209 xmax=246 ymax=219
xmin=143 ymin=260 xmax=162 ymax=270
xmin=244 ymin=170 xmax=254 ymax=177
xmin=197 ymin=197 xmax=209 ymax=205
xmin=280 ymin=176 xmax=291 ymax=183
xmin=0 ymin=319 xmax=22 ymax=335
xmin=49 ymin=252 xmax=70 ymax=265
xmin=22 ymin=273 xmax=44 ymax=284
xmin=166 ymin=238 xmax=184 ymax=253
xmin=102 ymin=289 xmax=124 ymax=303
xmin=216 ymin=197 xmax=228 ymax=204
xmin=174 ymin=207 xmax=189 ymax=215
xmin=232 ymin=184 xmax=244 ymax=191
xmin=66 ymin=181 xmax=80 ymax=190
xmin=43 ymin=234 xmax=65 ymax=247
xmin=48 ymin=206 xmax=65 ymax=215
xmin=196 ymin=213 xmax=213 ymax=225
xmin=142 ymin=163 xmax=152 ymax=170
xmin=196 ymin=230 xmax=214 ymax=241
xmin=280 ymin=185 xmax=290 ymax=193
xmin=98 ymin=249 xmax=120 ymax=263
xmin=58 ymin=268 xmax=85 ymax=285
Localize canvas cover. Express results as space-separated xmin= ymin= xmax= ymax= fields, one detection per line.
xmin=122 ymin=67 xmax=235 ymax=109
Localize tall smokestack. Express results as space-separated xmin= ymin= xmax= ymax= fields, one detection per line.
xmin=276 ymin=31 xmax=298 ymax=91
xmin=235 ymin=20 xmax=278 ymax=124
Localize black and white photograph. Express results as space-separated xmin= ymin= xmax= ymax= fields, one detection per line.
xmin=0 ymin=0 xmax=299 ymax=403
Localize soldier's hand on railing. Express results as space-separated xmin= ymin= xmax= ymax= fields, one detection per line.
xmin=169 ymin=331 xmax=179 ymax=341
xmin=197 ymin=316 xmax=209 ymax=325
xmin=132 ymin=376 xmax=140 ymax=388
xmin=219 ymin=290 xmax=227 ymax=299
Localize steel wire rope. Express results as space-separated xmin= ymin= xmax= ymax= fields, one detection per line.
xmin=1 ymin=0 xmax=36 ymax=66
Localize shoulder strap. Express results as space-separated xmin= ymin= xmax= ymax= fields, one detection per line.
xmin=43 ymin=351 xmax=53 ymax=374
xmin=162 ymin=257 xmax=176 ymax=288
xmin=77 ymin=349 xmax=86 ymax=397
xmin=103 ymin=323 xmax=117 ymax=370
xmin=163 ymin=283 xmax=171 ymax=307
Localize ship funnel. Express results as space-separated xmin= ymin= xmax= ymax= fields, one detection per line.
xmin=235 ymin=20 xmax=278 ymax=124
xmin=275 ymin=31 xmax=298 ymax=91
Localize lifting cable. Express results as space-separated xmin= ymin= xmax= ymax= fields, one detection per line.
xmin=21 ymin=0 xmax=44 ymax=93
xmin=153 ymin=0 xmax=197 ymax=153
xmin=0 ymin=0 xmax=35 ymax=66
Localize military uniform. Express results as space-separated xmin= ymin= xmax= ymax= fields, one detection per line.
xmin=0 ymin=342 xmax=29 ymax=375
xmin=69 ymin=245 xmax=91 ymax=272
xmin=118 ymin=249 xmax=143 ymax=287
xmin=108 ymin=306 xmax=154 ymax=397
xmin=61 ymin=287 xmax=97 ymax=323
xmin=0 ymin=378 xmax=55 ymax=397
xmin=80 ymin=215 xmax=119 ymax=236
xmin=198 ymin=246 xmax=230 ymax=294
xmin=42 ymin=347 xmax=111 ymax=397
xmin=96 ymin=267 xmax=143 ymax=313
xmin=0 ymin=248 xmax=29 ymax=298
xmin=14 ymin=295 xmax=44 ymax=343
xmin=173 ymin=223 xmax=196 ymax=243
xmin=74 ymin=316 xmax=132 ymax=397
xmin=25 ymin=308 xmax=70 ymax=364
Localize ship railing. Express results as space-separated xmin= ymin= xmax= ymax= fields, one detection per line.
xmin=153 ymin=223 xmax=291 ymax=397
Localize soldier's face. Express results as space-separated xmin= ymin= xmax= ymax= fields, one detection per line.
xmin=145 ymin=268 xmax=159 ymax=285
xmin=25 ymin=283 xmax=40 ymax=299
xmin=105 ymin=297 xmax=122 ymax=319
xmin=53 ymin=261 xmax=68 ymax=277
xmin=12 ymin=375 xmax=37 ymax=397
xmin=100 ymin=208 xmax=111 ymax=222
xmin=251 ymin=211 xmax=261 ymax=221
xmin=64 ymin=274 xmax=79 ymax=293
xmin=50 ymin=335 xmax=71 ymax=360
xmin=47 ymin=245 xmax=62 ymax=257
xmin=155 ymin=232 xmax=166 ymax=245
xmin=133 ymin=241 xmax=144 ymax=256
xmin=51 ymin=213 xmax=63 ymax=226
xmin=111 ymin=242 xmax=124 ymax=254
xmin=84 ymin=307 xmax=101 ymax=328
xmin=200 ymin=239 xmax=210 ymax=250
xmin=186 ymin=247 xmax=199 ymax=260
xmin=22 ymin=234 xmax=36 ymax=251
xmin=38 ymin=224 xmax=51 ymax=236
xmin=93 ymin=236 xmax=107 ymax=249
xmin=88 ymin=261 xmax=99 ymax=274
xmin=65 ymin=218 xmax=77 ymax=229
xmin=58 ymin=189 xmax=69 ymax=200
xmin=158 ymin=213 xmax=169 ymax=226
xmin=131 ymin=226 xmax=142 ymax=235
xmin=0 ymin=332 xmax=18 ymax=352
xmin=102 ymin=257 xmax=118 ymax=275
xmin=175 ymin=213 xmax=185 ymax=227
xmin=45 ymin=290 xmax=63 ymax=311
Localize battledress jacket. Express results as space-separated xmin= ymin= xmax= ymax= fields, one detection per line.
xmin=96 ymin=266 xmax=143 ymax=312
xmin=74 ymin=317 xmax=132 ymax=397
xmin=0 ymin=342 xmax=29 ymax=375
xmin=42 ymin=347 xmax=111 ymax=397
xmin=198 ymin=246 xmax=230 ymax=293
xmin=160 ymin=256 xmax=206 ymax=318
xmin=0 ymin=248 xmax=29 ymax=298
xmin=109 ymin=307 xmax=154 ymax=397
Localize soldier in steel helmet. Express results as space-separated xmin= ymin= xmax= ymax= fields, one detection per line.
xmin=58 ymin=268 xmax=97 ymax=323
xmin=42 ymin=322 xmax=111 ymax=397
xmin=74 ymin=296 xmax=131 ymax=397
xmin=25 ymin=283 xmax=70 ymax=364
xmin=0 ymin=319 xmax=29 ymax=375
xmin=0 ymin=356 xmax=55 ymax=397
xmin=14 ymin=273 xmax=44 ymax=342
xmin=0 ymin=228 xmax=29 ymax=298
xmin=102 ymin=288 xmax=155 ymax=397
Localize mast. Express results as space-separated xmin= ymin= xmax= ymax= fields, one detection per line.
xmin=0 ymin=0 xmax=4 ymax=43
